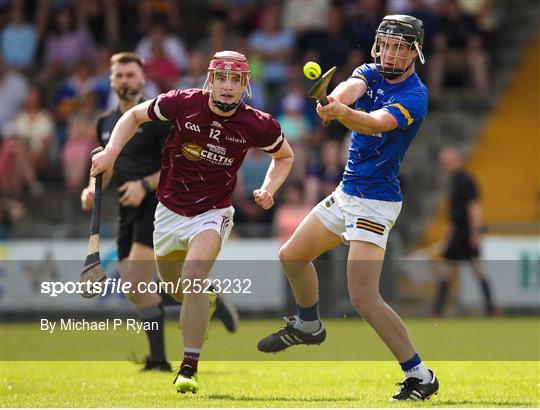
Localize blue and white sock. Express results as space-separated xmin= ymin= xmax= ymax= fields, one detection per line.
xmin=293 ymin=301 xmax=322 ymax=334
xmin=400 ymin=353 xmax=432 ymax=384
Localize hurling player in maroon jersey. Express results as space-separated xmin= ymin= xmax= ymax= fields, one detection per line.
xmin=91 ymin=51 xmax=294 ymax=393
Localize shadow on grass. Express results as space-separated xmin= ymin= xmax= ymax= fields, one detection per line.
xmin=206 ymin=394 xmax=359 ymax=402
xmin=206 ymin=395 xmax=539 ymax=407
xmin=436 ymin=400 xmax=539 ymax=407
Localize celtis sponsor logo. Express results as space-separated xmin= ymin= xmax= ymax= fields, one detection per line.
xmin=182 ymin=143 xmax=233 ymax=166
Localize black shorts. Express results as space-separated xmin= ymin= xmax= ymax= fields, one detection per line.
xmin=117 ymin=194 xmax=157 ymax=260
xmin=443 ymin=230 xmax=479 ymax=261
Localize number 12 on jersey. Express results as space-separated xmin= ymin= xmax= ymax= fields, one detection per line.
xmin=209 ymin=128 xmax=221 ymax=142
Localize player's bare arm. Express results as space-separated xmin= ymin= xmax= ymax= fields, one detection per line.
xmin=253 ymin=139 xmax=294 ymax=210
xmin=90 ymin=100 xmax=152 ymax=177
xmin=328 ymin=77 xmax=367 ymax=106
xmin=317 ymin=97 xmax=398 ymax=135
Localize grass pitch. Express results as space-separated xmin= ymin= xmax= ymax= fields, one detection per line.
xmin=1 ymin=318 xmax=539 ymax=407
xmin=2 ymin=361 xmax=539 ymax=407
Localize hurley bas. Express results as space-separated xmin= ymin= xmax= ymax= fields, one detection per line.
xmin=40 ymin=318 xmax=158 ymax=334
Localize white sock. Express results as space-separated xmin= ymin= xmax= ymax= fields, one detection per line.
xmin=293 ymin=316 xmax=322 ymax=334
xmin=404 ymin=362 xmax=432 ymax=384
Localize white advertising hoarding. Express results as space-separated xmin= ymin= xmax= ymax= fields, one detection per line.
xmin=0 ymin=239 xmax=285 ymax=312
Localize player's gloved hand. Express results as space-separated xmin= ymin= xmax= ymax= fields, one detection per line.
xmin=90 ymin=146 xmax=118 ymax=177
xmin=316 ymin=96 xmax=347 ymax=122
xmin=81 ymin=186 xmax=95 ymax=211
xmin=118 ymin=180 xmax=146 ymax=207
xmin=253 ymin=189 xmax=274 ymax=210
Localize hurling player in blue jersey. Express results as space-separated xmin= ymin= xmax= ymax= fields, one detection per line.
xmin=258 ymin=15 xmax=439 ymax=400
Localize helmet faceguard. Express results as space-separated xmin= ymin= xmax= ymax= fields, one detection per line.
xmin=371 ymin=15 xmax=425 ymax=80
xmin=204 ymin=50 xmax=252 ymax=112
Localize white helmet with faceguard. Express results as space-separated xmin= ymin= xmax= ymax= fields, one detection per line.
xmin=204 ymin=50 xmax=252 ymax=112
xmin=371 ymin=15 xmax=425 ymax=80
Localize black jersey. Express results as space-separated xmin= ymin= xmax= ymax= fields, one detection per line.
xmin=96 ymin=105 xmax=170 ymax=186
xmin=448 ymin=170 xmax=479 ymax=230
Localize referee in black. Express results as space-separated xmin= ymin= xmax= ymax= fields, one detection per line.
xmin=81 ymin=52 xmax=237 ymax=371
xmin=433 ymin=146 xmax=495 ymax=316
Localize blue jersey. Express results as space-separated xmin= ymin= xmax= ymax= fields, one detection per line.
xmin=341 ymin=63 xmax=428 ymax=202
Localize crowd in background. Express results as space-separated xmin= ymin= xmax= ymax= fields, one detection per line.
xmin=0 ymin=0 xmax=498 ymax=238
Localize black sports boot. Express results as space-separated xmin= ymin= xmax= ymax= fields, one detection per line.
xmin=211 ymin=291 xmax=239 ymax=332
xmin=257 ymin=316 xmax=326 ymax=353
xmin=140 ymin=357 xmax=172 ymax=372
xmin=390 ymin=369 xmax=439 ymax=401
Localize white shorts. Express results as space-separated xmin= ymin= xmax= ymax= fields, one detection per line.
xmin=153 ymin=202 xmax=234 ymax=256
xmin=313 ymin=185 xmax=401 ymax=250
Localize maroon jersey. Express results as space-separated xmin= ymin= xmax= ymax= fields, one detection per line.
xmin=147 ymin=89 xmax=284 ymax=216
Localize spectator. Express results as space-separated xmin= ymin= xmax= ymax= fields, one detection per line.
xmin=0 ymin=124 xmax=44 ymax=198
xmin=219 ymin=0 xmax=259 ymax=37
xmin=276 ymin=83 xmax=311 ymax=178
xmin=93 ymin=46 xmax=114 ymax=108
xmin=176 ymin=49 xmax=208 ymax=90
xmin=312 ymin=6 xmax=352 ymax=75
xmin=459 ymin=0 xmax=498 ymax=54
xmin=40 ymin=5 xmax=97 ymax=82
xmin=433 ymin=146 xmax=495 ymax=316
xmin=0 ymin=195 xmax=26 ymax=239
xmin=231 ymin=35 xmax=265 ymax=110
xmin=136 ymin=22 xmax=189 ymax=73
xmin=138 ymin=0 xmax=180 ymax=33
xmin=248 ymin=5 xmax=293 ymax=102
xmin=0 ymin=57 xmax=28 ymax=130
xmin=62 ymin=91 xmax=99 ymax=194
xmin=345 ymin=0 xmax=383 ymax=56
xmin=77 ymin=0 xmax=120 ymax=47
xmin=144 ymin=40 xmax=180 ymax=93
xmin=386 ymin=0 xmax=435 ymax=57
xmin=428 ymin=0 xmax=489 ymax=98
xmin=305 ymin=139 xmax=344 ymax=206
xmin=337 ymin=49 xmax=366 ymax=86
xmin=0 ymin=0 xmax=37 ymax=70
xmin=277 ymin=84 xmax=311 ymax=143
xmin=9 ymin=86 xmax=54 ymax=173
xmin=282 ymin=0 xmax=329 ymax=34
xmin=197 ymin=18 xmax=236 ymax=58
xmin=273 ymin=180 xmax=311 ymax=244
xmin=53 ymin=60 xmax=97 ymax=149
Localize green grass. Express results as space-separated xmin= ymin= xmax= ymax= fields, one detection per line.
xmin=1 ymin=361 xmax=539 ymax=407
xmin=1 ymin=318 xmax=539 ymax=407
xmin=1 ymin=318 xmax=539 ymax=360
